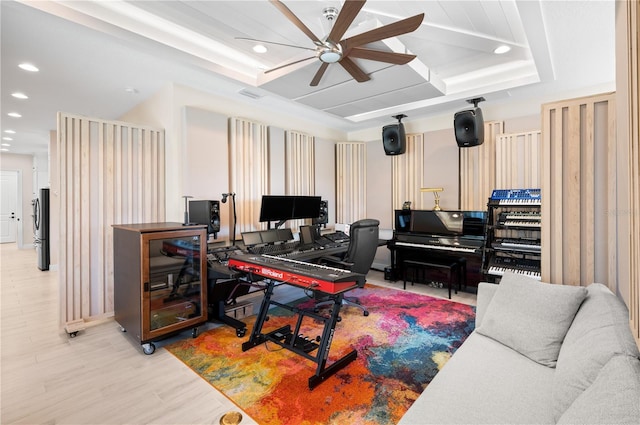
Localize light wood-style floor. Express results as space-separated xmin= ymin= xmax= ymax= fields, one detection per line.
xmin=0 ymin=243 xmax=475 ymax=424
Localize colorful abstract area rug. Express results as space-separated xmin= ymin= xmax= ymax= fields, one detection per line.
xmin=165 ymin=285 xmax=476 ymax=425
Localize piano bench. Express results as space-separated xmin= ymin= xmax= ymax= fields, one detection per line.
xmin=403 ymin=259 xmax=464 ymax=299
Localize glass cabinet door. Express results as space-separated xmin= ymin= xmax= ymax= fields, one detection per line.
xmin=146 ymin=233 xmax=204 ymax=333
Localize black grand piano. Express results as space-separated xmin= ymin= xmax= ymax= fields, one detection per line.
xmin=387 ymin=209 xmax=487 ymax=289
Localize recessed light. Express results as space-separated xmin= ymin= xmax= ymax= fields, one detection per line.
xmin=2 ymin=143 xmax=11 ymax=147
xmin=11 ymin=92 xmax=28 ymax=100
xmin=4 ymin=130 xmax=16 ymax=134
xmin=493 ymin=45 xmax=511 ymax=54
xmin=124 ymin=87 xmax=139 ymax=94
xmin=18 ymin=63 xmax=39 ymax=72
xmin=1 ymin=148 xmax=9 ymax=152
xmin=3 ymin=137 xmax=13 ymax=141
xmin=7 ymin=112 xmax=22 ymax=118
xmin=253 ymin=44 xmax=268 ymax=54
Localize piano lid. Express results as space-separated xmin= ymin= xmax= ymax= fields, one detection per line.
xmin=395 ymin=209 xmax=486 ymax=237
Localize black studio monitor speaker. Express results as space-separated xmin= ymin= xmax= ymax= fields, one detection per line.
xmin=454 ymin=97 xmax=486 ymax=148
xmin=312 ymin=200 xmax=328 ymax=226
xmin=189 ymin=200 xmax=221 ymax=237
xmin=454 ymin=108 xmax=484 ymax=147
xmin=383 ymin=114 xmax=408 ymax=155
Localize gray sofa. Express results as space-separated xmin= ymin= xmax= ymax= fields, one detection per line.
xmin=399 ymin=272 xmax=640 ymax=424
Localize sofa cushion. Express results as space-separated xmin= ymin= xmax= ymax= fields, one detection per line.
xmin=398 ymin=332 xmax=556 ymax=424
xmin=557 ymin=355 xmax=640 ymax=424
xmin=552 ymin=283 xmax=640 ymax=419
xmin=476 ymin=272 xmax=587 ymax=367
xmin=475 ymin=282 xmax=498 ymax=327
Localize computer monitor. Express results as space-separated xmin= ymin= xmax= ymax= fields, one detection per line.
xmin=259 ymin=196 xmax=295 ymax=222
xmin=259 ymin=195 xmax=322 ymax=222
xmin=291 ymin=196 xmax=322 ymax=219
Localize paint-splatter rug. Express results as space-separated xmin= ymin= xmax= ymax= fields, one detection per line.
xmin=165 ymin=284 xmax=476 ymax=425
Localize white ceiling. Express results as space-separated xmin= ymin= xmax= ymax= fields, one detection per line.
xmin=1 ymin=0 xmax=615 ymax=156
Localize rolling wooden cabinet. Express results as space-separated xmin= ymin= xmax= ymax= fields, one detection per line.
xmin=113 ymin=223 xmax=207 ymax=354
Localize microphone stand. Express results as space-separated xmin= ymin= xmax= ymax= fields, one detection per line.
xmin=221 ymin=193 xmax=237 ymax=246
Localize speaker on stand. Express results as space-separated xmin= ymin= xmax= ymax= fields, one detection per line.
xmin=313 ymin=200 xmax=328 ymax=227
xmin=383 ymin=114 xmax=407 ymax=155
xmin=454 ymin=97 xmax=485 ymax=148
xmin=189 ymin=200 xmax=221 ymax=240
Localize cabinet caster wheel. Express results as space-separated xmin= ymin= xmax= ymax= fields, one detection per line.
xmin=120 ymin=326 xmax=126 ymax=332
xmin=192 ymin=328 xmax=198 ymax=338
xmin=142 ymin=343 xmax=156 ymax=355
xmin=69 ymin=331 xmax=78 ymax=338
xmin=363 ymin=311 xmax=369 ymax=317
xmin=236 ymin=328 xmax=246 ymax=338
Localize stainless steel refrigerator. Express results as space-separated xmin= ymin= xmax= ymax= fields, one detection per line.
xmin=33 ymin=188 xmax=50 ymax=271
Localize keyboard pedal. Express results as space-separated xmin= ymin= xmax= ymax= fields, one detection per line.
xmin=284 ymin=333 xmax=318 ymax=353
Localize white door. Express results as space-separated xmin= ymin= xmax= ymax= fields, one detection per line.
xmin=0 ymin=170 xmax=19 ymax=243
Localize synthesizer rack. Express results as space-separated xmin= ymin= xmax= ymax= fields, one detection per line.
xmin=228 ymin=252 xmax=363 ymax=389
xmin=483 ymin=189 xmax=542 ymax=282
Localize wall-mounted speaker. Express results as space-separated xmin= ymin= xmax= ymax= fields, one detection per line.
xmin=382 ymin=123 xmax=406 ymax=155
xmin=312 ymin=200 xmax=328 ymax=226
xmin=454 ymin=107 xmax=484 ymax=147
xmin=189 ymin=200 xmax=221 ymax=237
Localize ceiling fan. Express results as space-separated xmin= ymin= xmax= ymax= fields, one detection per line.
xmin=245 ymin=0 xmax=424 ymax=86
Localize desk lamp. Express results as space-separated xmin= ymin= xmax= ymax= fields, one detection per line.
xmin=420 ymin=187 xmax=444 ymax=210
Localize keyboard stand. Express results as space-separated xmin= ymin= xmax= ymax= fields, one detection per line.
xmin=241 ymin=279 xmax=358 ymax=390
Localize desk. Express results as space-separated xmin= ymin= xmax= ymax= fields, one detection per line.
xmin=229 ymin=252 xmax=364 ymax=389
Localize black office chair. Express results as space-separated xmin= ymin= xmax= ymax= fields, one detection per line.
xmin=315 ymin=218 xmax=380 ymax=316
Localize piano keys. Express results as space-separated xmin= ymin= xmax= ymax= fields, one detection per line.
xmin=487 ymin=256 xmax=541 ymax=280
xmin=489 ymin=188 xmax=541 ymax=206
xmin=228 ymin=252 xmax=363 ymax=294
xmin=492 ymin=238 xmax=541 ymax=253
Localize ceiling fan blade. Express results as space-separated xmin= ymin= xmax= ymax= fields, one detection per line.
xmin=265 ymin=56 xmax=316 ymax=74
xmin=343 ymin=13 xmax=424 ymax=48
xmin=339 ymin=57 xmax=370 ymax=83
xmin=327 ymin=0 xmax=366 ymax=44
xmin=270 ymin=0 xmax=322 ymax=45
xmin=310 ymin=63 xmax=330 ymax=86
xmin=348 ymin=47 xmax=416 ymax=65
xmin=235 ymin=37 xmax=316 ymax=52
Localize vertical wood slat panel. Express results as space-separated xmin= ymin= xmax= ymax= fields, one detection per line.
xmin=285 ymin=130 xmax=315 ymax=232
xmin=392 ymin=134 xmax=424 ymax=211
xmin=583 ymin=103 xmax=595 ymax=285
xmin=564 ymin=104 xmax=581 ymax=285
xmin=495 ymin=131 xmax=541 ymax=190
xmin=229 ymin=118 xmax=269 ymax=234
xmin=459 ymin=121 xmax=503 ymax=210
xmin=541 ymin=93 xmax=615 ymax=287
xmin=621 ymin=0 xmax=640 ymax=344
xmin=335 ymin=143 xmax=366 ymax=223
xmin=57 ymin=113 xmax=164 ymax=328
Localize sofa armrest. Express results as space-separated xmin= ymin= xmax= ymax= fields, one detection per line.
xmin=475 ymin=282 xmax=498 ymax=327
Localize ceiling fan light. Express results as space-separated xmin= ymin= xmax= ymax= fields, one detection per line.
xmin=320 ymin=50 xmax=341 ymax=63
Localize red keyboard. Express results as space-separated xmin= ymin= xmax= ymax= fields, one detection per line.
xmin=228 ymin=253 xmax=363 ymax=294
